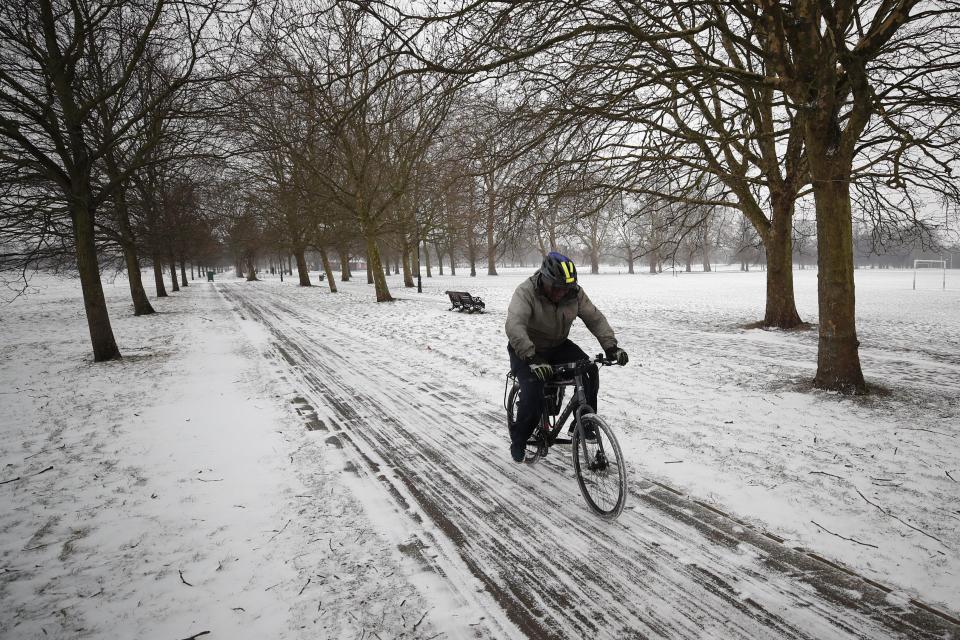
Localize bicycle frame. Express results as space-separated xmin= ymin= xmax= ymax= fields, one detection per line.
xmin=525 ymin=355 xmax=615 ymax=458
xmin=540 ymin=374 xmax=592 ymax=445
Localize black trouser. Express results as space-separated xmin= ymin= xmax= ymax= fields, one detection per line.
xmin=507 ymin=340 xmax=599 ymax=449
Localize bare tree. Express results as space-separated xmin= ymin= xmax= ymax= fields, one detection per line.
xmin=383 ymin=0 xmax=960 ymax=392
xmin=0 ymin=0 xmax=222 ymax=360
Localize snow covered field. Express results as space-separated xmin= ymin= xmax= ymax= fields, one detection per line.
xmin=1 ymin=266 xmax=958 ymax=638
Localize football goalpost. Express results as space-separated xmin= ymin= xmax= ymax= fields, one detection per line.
xmin=912 ymin=259 xmax=947 ymax=290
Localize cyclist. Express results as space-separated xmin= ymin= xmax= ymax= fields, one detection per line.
xmin=505 ymin=252 xmax=628 ymax=463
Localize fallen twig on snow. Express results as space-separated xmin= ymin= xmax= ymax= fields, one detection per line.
xmin=412 ymin=610 xmax=429 ymax=631
xmin=268 ymin=519 xmax=291 ymax=543
xmin=809 ymin=471 xmax=843 ymax=480
xmin=810 ymin=520 xmax=878 ymax=548
xmin=0 ymin=476 xmax=21 ymax=486
xmin=298 ymin=577 xmax=311 ymax=596
xmin=34 ymin=466 xmax=53 ymax=476
xmin=179 ymin=570 xmax=193 ymax=587
xmin=178 ymin=631 xmax=210 ymax=640
xmin=947 ymin=471 xmax=956 ymax=482
xmin=897 ymin=427 xmax=956 ymax=438
xmin=855 ymin=489 xmax=946 ymax=546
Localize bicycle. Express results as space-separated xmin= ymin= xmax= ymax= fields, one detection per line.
xmin=504 ymin=354 xmax=627 ymax=519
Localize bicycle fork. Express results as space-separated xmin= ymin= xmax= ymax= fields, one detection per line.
xmin=569 ymin=371 xmax=609 ymax=467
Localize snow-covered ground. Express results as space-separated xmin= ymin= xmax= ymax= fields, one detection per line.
xmin=1 ymin=266 xmax=958 ymax=638
xmin=0 ymin=276 xmax=475 ymax=639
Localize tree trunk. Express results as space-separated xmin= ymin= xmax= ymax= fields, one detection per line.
xmin=153 ymin=257 xmax=167 ymax=297
xmin=339 ymin=247 xmax=351 ymax=281
xmin=320 ymin=246 xmax=337 ymax=293
xmin=467 ymin=228 xmax=477 ymax=277
xmin=72 ymin=202 xmax=121 ymax=361
xmin=448 ymin=246 xmax=456 ymax=276
xmin=648 ymin=253 xmax=657 ymax=274
xmin=113 ymin=191 xmax=154 ymax=314
xmin=812 ymin=178 xmax=866 ymax=393
xmin=294 ymin=248 xmax=311 ymax=286
xmin=486 ymin=221 xmax=498 ymax=275
xmin=169 ymin=254 xmax=180 ymax=292
xmin=364 ymin=237 xmax=392 ymax=301
xmin=179 ymin=260 xmax=188 ymax=287
xmin=424 ymin=242 xmax=432 ymax=277
xmin=245 ymin=255 xmax=258 ymax=281
xmin=626 ymin=251 xmax=635 ymax=275
xmin=536 ymin=219 xmax=547 ymax=256
xmin=485 ymin=173 xmax=498 ymax=275
xmin=591 ymin=245 xmax=600 ymax=274
xmin=191 ymin=264 xmax=195 ymax=281
xmin=123 ymin=246 xmax=155 ymax=315
xmin=402 ymin=239 xmax=414 ymax=288
xmin=701 ymin=219 xmax=712 ymax=272
xmin=435 ymin=243 xmax=444 ymax=275
xmin=762 ymin=202 xmax=803 ymax=328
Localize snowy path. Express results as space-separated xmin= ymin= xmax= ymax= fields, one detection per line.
xmin=219 ymin=281 xmax=959 ymax=640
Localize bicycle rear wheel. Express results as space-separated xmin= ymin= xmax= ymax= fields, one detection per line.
xmin=506 ymin=383 xmax=520 ymax=429
xmin=506 ymin=384 xmax=544 ymax=463
xmin=572 ymin=414 xmax=626 ymax=519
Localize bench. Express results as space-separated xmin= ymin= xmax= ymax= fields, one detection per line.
xmin=445 ymin=290 xmax=485 ymax=313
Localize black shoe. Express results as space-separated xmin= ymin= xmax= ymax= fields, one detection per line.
xmin=510 ymin=442 xmax=526 ymax=463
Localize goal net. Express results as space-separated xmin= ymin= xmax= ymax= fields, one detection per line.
xmin=913 ymin=259 xmax=946 ymax=290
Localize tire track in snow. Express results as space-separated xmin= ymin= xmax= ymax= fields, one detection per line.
xmin=219 ymin=283 xmax=959 ymax=640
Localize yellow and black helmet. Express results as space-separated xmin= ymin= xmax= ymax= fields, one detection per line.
xmin=540 ymin=252 xmax=578 ymax=289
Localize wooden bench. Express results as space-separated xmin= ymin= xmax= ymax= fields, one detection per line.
xmin=445 ymin=290 xmax=485 ymax=313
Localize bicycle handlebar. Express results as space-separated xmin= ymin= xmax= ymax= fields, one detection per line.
xmin=550 ymin=354 xmax=619 ymax=376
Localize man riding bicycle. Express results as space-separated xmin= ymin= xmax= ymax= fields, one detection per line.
xmin=505 ymin=252 xmax=628 ymax=463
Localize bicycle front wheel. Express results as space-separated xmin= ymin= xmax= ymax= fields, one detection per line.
xmin=572 ymin=414 xmax=627 ymax=519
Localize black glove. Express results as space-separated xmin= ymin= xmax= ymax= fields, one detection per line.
xmin=605 ymin=346 xmax=629 ymax=366
xmin=528 ymin=355 xmax=554 ymax=382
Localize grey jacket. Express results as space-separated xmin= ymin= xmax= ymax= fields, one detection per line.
xmin=505 ymin=274 xmax=617 ymax=361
